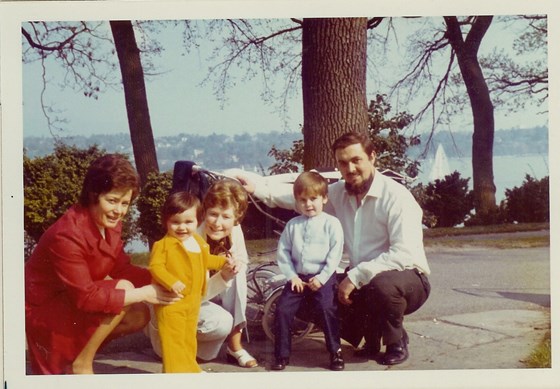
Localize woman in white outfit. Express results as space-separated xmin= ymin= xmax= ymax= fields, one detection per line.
xmin=147 ymin=179 xmax=257 ymax=367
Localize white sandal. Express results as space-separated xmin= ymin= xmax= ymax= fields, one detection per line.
xmin=226 ymin=347 xmax=258 ymax=368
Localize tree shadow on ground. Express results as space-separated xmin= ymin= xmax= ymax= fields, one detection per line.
xmin=497 ymin=291 xmax=550 ymax=308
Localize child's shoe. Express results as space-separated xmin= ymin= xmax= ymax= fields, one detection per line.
xmin=271 ymin=357 xmax=289 ymax=371
xmin=329 ymin=349 xmax=345 ymax=371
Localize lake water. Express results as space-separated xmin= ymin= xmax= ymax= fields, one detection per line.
xmin=416 ymin=154 xmax=550 ymax=202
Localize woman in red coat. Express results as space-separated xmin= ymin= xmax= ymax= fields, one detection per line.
xmin=25 ymin=154 xmax=180 ymax=375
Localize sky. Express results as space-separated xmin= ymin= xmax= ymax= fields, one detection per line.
xmin=21 ymin=15 xmax=549 ymax=139
xmin=22 ymin=20 xmax=305 ymax=138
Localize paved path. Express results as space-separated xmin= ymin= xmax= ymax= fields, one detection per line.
xmin=25 ymin=232 xmax=555 ymax=387
xmin=92 ymin=308 xmax=550 ymax=374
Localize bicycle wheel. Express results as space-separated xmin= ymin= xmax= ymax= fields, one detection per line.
xmin=245 ymin=268 xmax=278 ymax=326
xmin=262 ymin=288 xmax=315 ymax=345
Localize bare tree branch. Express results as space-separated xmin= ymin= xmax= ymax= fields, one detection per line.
xmin=367 ymin=17 xmax=384 ymax=29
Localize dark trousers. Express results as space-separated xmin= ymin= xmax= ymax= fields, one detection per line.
xmin=274 ymin=274 xmax=340 ymax=358
xmin=338 ymin=269 xmax=430 ymax=350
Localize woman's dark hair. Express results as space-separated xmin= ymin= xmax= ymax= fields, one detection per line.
xmin=331 ymin=131 xmax=375 ymax=156
xmin=161 ymin=191 xmax=203 ymax=228
xmin=79 ymin=154 xmax=140 ymax=207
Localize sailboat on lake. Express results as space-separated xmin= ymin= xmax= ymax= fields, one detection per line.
xmin=429 ymin=143 xmax=451 ymax=181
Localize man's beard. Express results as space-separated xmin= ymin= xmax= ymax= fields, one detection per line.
xmin=345 ymin=172 xmax=374 ymax=196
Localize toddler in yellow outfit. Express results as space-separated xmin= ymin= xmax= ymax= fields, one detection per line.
xmin=149 ymin=191 xmax=227 ymax=373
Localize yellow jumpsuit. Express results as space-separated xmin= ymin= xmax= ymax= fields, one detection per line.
xmin=149 ymin=233 xmax=226 ymax=373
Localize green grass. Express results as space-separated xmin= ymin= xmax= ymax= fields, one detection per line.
xmin=423 ymin=222 xmax=549 ymax=249
xmin=130 ymin=252 xmax=150 ymax=268
xmin=422 ymin=222 xmax=549 ymax=238
xmin=246 ymin=238 xmax=280 ymax=256
xmin=523 ymin=331 xmax=551 ymax=368
xmin=424 ymin=235 xmax=550 ymax=249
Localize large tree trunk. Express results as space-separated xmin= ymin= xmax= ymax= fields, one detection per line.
xmin=301 ymin=18 xmax=369 ymax=170
xmin=110 ymin=21 xmax=159 ymax=185
xmin=445 ymin=16 xmax=497 ymax=216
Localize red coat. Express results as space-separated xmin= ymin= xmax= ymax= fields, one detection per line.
xmin=25 ymin=205 xmax=151 ymax=374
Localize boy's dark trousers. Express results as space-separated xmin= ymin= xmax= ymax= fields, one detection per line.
xmin=274 ymin=274 xmax=340 ymax=359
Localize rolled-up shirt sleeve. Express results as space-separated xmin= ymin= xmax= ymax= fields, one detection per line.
xmin=254 ymin=180 xmax=297 ymax=211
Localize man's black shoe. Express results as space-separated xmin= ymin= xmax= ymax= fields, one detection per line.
xmin=329 ymin=350 xmax=345 ymax=371
xmin=271 ymin=357 xmax=289 ymax=371
xmin=383 ymin=333 xmax=409 ymax=365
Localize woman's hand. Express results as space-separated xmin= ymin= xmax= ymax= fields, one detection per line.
xmin=220 ymin=260 xmax=239 ymax=281
xmin=141 ymin=284 xmax=182 ymax=305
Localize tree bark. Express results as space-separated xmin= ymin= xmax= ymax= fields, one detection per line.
xmin=301 ymin=18 xmax=369 ymax=170
xmin=444 ymin=16 xmax=496 ymax=215
xmin=110 ymin=21 xmax=159 ymax=185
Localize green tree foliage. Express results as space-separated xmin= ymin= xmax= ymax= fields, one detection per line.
xmin=412 ymin=171 xmax=474 ymax=228
xmin=268 ymin=138 xmax=304 ymax=174
xmin=504 ymin=175 xmax=549 ymax=223
xmin=24 ymin=144 xmax=138 ymax=255
xmin=367 ymin=94 xmax=420 ymax=177
xmin=136 ymin=170 xmax=173 ymax=245
xmin=268 ymin=94 xmax=420 ymax=176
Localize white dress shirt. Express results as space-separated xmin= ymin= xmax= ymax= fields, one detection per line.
xmin=254 ymin=169 xmax=430 ymax=289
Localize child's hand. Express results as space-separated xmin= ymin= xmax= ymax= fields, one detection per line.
xmin=308 ymin=277 xmax=323 ymax=292
xmin=171 ymin=280 xmax=186 ymax=295
xmin=290 ymin=276 xmax=306 ymax=293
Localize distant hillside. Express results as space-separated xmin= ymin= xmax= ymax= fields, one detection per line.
xmin=408 ymin=126 xmax=548 ymax=159
xmin=24 ymin=131 xmax=301 ymax=173
xmin=24 ymin=126 xmax=547 ymax=172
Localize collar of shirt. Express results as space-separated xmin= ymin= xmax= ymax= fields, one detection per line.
xmin=341 ymin=168 xmax=384 ymax=208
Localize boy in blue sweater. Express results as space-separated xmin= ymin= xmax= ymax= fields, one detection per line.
xmin=272 ymin=171 xmax=345 ymax=371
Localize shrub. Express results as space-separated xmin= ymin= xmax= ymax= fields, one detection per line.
xmin=413 ymin=171 xmax=474 ymax=228
xmin=504 ymin=175 xmax=549 ymax=223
